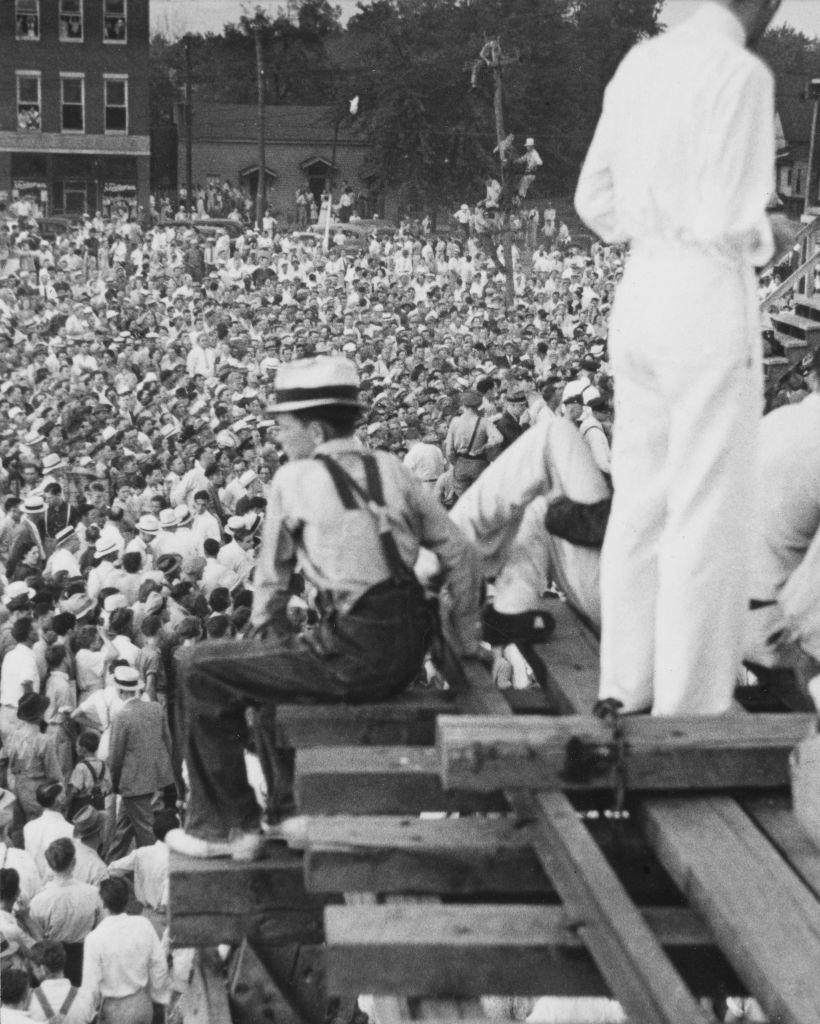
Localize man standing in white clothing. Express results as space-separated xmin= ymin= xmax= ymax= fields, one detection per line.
xmin=575 ymin=0 xmax=793 ymax=715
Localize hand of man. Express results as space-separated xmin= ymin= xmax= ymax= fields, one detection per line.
xmin=770 ymin=213 xmax=800 ymax=264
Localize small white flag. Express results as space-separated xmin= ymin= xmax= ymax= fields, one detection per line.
xmin=349 ymin=95 xmax=359 ymax=116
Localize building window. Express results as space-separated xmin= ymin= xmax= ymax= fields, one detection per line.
xmin=795 ymin=168 xmax=805 ymax=196
xmin=16 ymin=73 xmax=41 ymax=132
xmin=104 ymin=76 xmax=128 ymax=133
xmin=103 ymin=0 xmax=127 ymax=42
xmin=59 ymin=0 xmax=83 ymax=41
xmin=61 ymin=75 xmax=85 ymax=132
xmin=15 ymin=0 xmax=40 ymax=40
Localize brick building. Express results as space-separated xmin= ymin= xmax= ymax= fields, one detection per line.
xmin=0 ymin=0 xmax=150 ymax=218
xmin=176 ymin=102 xmax=394 ymax=222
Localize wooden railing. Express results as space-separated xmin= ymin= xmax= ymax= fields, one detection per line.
xmin=762 ymin=248 xmax=820 ymax=310
xmin=760 ymin=215 xmax=820 ymax=311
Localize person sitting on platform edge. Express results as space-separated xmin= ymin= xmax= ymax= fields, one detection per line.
xmin=166 ymin=356 xmax=483 ymax=860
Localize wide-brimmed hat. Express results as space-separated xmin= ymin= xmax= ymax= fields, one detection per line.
xmin=54 ymin=526 xmax=75 ymax=546
xmin=17 ymin=692 xmax=49 ymax=723
xmin=158 ymin=508 xmax=177 ymax=529
xmin=268 ymin=356 xmax=361 ymax=414
xmin=136 ymin=514 xmax=159 ymax=535
xmin=113 ymin=665 xmax=140 ymax=690
xmin=42 ymin=453 xmax=66 ymax=473
xmin=94 ymin=537 xmax=119 ymax=559
xmin=3 ymin=581 xmax=35 ymax=605
xmin=174 ymin=505 xmax=192 ymax=527
xmin=72 ymin=804 xmax=106 ymax=838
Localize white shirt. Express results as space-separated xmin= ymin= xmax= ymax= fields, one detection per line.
xmin=0 ymin=643 xmax=39 ymax=708
xmin=0 ymin=842 xmax=42 ymax=902
xmin=403 ymin=442 xmax=447 ymax=483
xmin=108 ymin=841 xmax=168 ymax=910
xmin=575 ymin=2 xmax=774 ymax=266
xmin=24 ymin=809 xmax=75 ymax=879
xmin=81 ymin=913 xmax=170 ymax=1004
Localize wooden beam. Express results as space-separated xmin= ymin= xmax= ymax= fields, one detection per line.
xmin=743 ymin=794 xmax=820 ymax=900
xmin=512 ymin=791 xmax=710 ymax=1023
xmin=302 ymin=814 xmax=682 ymax=903
xmin=642 ymin=796 xmax=820 ymax=1024
xmin=169 ymin=849 xmax=328 ymax=947
xmin=518 ymin=601 xmax=601 ymax=714
xmin=304 ymin=815 xmax=548 ymax=897
xmin=324 ymin=903 xmax=740 ymax=998
xmin=294 ymin=746 xmax=507 ymax=815
xmin=437 ymin=713 xmax=814 ymax=792
xmin=276 ymin=692 xmax=458 ymax=748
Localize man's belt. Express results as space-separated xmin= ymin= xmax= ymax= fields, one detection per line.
xmin=455 ymin=452 xmax=487 ymax=461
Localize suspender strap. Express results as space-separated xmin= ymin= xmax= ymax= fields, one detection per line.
xmin=83 ymin=759 xmax=100 ymax=784
xmin=464 ymin=416 xmax=482 ymax=456
xmin=60 ymin=987 xmax=79 ymax=1015
xmin=33 ymin=987 xmax=54 ymax=1018
xmin=315 ymin=454 xmax=412 ymax=586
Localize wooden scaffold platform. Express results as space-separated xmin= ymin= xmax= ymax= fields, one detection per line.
xmin=169 ymin=600 xmax=820 ymax=1024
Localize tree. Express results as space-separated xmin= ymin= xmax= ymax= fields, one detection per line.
xmin=342 ymin=0 xmax=663 ymax=212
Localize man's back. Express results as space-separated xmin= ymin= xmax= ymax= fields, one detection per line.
xmin=30 ymin=878 xmax=101 ymax=942
xmin=109 ymin=699 xmax=174 ymax=797
xmin=576 ymin=2 xmax=774 ymax=260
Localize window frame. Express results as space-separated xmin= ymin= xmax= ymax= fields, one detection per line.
xmin=15 ymin=0 xmax=40 ymax=41
xmin=60 ymin=73 xmax=86 ymax=134
xmin=59 ymin=0 xmax=84 ymax=43
xmin=16 ymin=71 xmax=42 ymax=133
xmin=104 ymin=75 xmax=129 ymax=135
xmin=103 ymin=0 xmax=127 ymax=44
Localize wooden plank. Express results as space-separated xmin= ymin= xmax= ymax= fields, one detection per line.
xmin=518 ymin=601 xmax=600 ymax=714
xmin=294 ymin=746 xmax=507 ymax=815
xmin=437 ymin=713 xmax=814 ymax=792
xmin=744 ymin=793 xmax=820 ymax=899
xmin=169 ymin=849 xmax=328 ymax=947
xmin=324 ymin=903 xmax=739 ymax=998
xmin=304 ymin=815 xmax=548 ymax=897
xmin=513 ymin=790 xmax=709 ymax=1023
xmin=642 ymin=796 xmax=820 ymax=1024
xmin=276 ymin=692 xmax=458 ymax=748
xmin=302 ymin=814 xmax=682 ymax=903
xmin=172 ymin=907 xmax=325 ymax=947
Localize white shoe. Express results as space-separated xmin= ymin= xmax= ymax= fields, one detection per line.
xmin=261 ymin=815 xmax=310 ymax=849
xmin=166 ymin=828 xmax=264 ymax=861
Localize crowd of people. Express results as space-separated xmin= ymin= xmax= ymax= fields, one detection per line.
xmin=0 ymin=173 xmax=816 ymax=1021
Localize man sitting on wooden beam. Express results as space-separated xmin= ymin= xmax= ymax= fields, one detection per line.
xmin=167 ymin=356 xmax=484 ymax=860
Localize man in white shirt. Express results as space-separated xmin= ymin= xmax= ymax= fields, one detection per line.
xmin=575 ymin=0 xmax=791 ymax=716
xmin=23 ymin=782 xmax=74 ymax=880
xmin=80 ymin=877 xmax=170 ymax=1021
xmin=108 ymin=808 xmax=177 ymax=933
xmin=0 ymin=618 xmax=41 ymax=744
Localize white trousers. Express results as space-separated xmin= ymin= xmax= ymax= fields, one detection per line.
xmin=451 ymin=415 xmax=609 ymax=625
xmin=600 ymin=247 xmax=762 ymax=715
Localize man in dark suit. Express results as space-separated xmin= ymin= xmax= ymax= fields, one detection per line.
xmin=107 ymin=666 xmax=176 ymax=860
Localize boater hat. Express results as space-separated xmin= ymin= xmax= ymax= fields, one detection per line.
xmin=268 ymin=356 xmax=361 ymax=414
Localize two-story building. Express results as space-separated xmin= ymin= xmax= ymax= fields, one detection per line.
xmin=0 ymin=0 xmax=150 ymax=218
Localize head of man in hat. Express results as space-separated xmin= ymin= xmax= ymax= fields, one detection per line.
xmin=269 ymin=356 xmax=362 ymax=461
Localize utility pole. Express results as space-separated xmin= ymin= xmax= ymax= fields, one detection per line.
xmin=481 ymin=40 xmax=516 ymax=308
xmin=254 ymin=18 xmax=266 ymax=230
xmin=184 ymin=35 xmax=193 ymax=220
